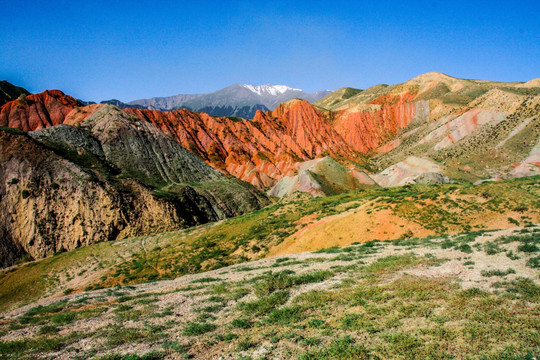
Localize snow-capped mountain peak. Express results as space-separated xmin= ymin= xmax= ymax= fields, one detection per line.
xmin=241 ymin=84 xmax=302 ymax=96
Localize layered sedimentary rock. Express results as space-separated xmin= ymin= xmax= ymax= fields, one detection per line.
xmin=0 ymin=90 xmax=85 ymax=130
xmin=0 ymin=106 xmax=268 ymax=267
xmin=127 ymin=99 xmax=360 ymax=188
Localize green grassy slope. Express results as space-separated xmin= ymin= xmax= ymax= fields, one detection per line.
xmin=1 ymin=227 xmax=538 ymax=359
xmin=1 ymin=176 xmax=538 ymax=313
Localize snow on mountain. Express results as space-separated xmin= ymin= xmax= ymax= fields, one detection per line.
xmin=127 ymin=84 xmax=332 ymax=118
xmin=241 ymin=84 xmax=302 ymax=96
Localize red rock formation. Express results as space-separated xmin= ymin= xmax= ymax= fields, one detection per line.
xmin=0 ymin=90 xmax=420 ymax=188
xmin=126 ymin=99 xmax=357 ymax=188
xmin=0 ymin=90 xmax=83 ymax=131
xmin=333 ymin=92 xmax=418 ymax=153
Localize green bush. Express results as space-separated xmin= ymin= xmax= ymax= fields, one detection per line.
xmin=231 ymin=317 xmax=252 ymax=329
xmin=238 ymin=290 xmax=289 ymax=315
xmin=182 ymin=322 xmax=216 ymax=336
xmin=481 ymin=268 xmax=516 ymax=277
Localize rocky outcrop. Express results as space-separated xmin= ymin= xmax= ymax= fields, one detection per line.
xmin=371 ymin=157 xmax=445 ymax=187
xmin=333 ymin=93 xmax=427 ymax=153
xmin=401 ymin=172 xmax=454 ymax=185
xmin=0 ymin=90 xmax=84 ymax=131
xmin=268 ymin=157 xmax=376 ymax=197
xmin=0 ymin=107 xmax=269 ymax=267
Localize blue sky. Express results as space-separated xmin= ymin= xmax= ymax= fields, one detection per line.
xmin=1 ymin=0 xmax=539 ymax=102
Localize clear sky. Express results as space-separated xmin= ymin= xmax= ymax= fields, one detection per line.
xmin=1 ymin=0 xmax=539 ymax=102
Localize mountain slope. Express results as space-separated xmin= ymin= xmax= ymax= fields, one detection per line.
xmin=0 ymin=105 xmax=268 ymax=268
xmin=0 ymin=81 xmax=30 ymax=107
xmin=312 ymin=86 xmax=362 ymax=109
xmin=314 ymin=72 xmax=540 ymax=183
xmin=268 ymin=156 xmax=375 ymax=197
xmin=0 ymin=175 xmax=537 ymax=315
xmin=127 ymin=99 xmax=362 ymax=189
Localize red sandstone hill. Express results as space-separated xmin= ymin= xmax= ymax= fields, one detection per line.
xmin=0 ymin=90 xmax=409 ymax=188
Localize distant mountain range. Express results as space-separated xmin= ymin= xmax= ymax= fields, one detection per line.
xmin=107 ymin=84 xmax=332 ymax=118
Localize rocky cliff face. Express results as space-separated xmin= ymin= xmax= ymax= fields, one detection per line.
xmin=0 ymin=106 xmax=268 ymax=267
xmin=127 ymin=99 xmax=360 ymax=188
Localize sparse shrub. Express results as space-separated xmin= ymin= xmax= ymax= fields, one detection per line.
xmin=508 ymin=217 xmax=520 ymax=226
xmin=308 ymin=318 xmax=325 ymax=328
xmin=62 ymin=288 xmax=74 ymax=295
xmin=315 ymin=246 xmax=341 ymax=254
xmin=106 ymin=327 xmax=145 ymax=346
xmin=161 ymin=340 xmax=189 ymax=354
xmin=37 ymin=325 xmax=59 ymax=335
xmin=456 ymin=244 xmax=473 ymax=253
xmin=97 ymin=351 xmax=166 ymax=360
xmin=518 ymin=242 xmax=539 ymax=253
xmin=513 ymin=204 xmax=529 ymax=212
xmin=299 ymin=336 xmax=370 ymax=359
xmin=460 ymin=287 xmax=488 ymax=298
xmin=206 ymin=295 xmax=225 ymax=303
xmin=274 ymin=257 xmax=292 ymax=264
xmin=238 ymin=290 xmax=289 ymax=315
xmin=506 ymin=277 xmax=540 ymax=301
xmin=231 ymin=287 xmax=250 ymax=300
xmin=182 ymin=322 xmax=216 ymax=336
xmin=231 ymin=317 xmax=251 ymax=329
xmin=25 ymin=301 xmax=68 ymax=317
xmin=526 ymin=256 xmax=540 ymax=269
xmin=237 ymin=337 xmax=256 ymax=351
xmin=223 ymin=333 xmax=238 ymax=342
xmin=506 ymin=250 xmax=520 ymax=260
xmin=51 ymin=311 xmax=77 ymax=324
xmin=253 ymin=270 xmax=332 ymax=297
xmin=266 ymin=305 xmax=305 ymax=325
xmin=482 ymin=241 xmax=502 ymax=255
xmin=401 ymin=230 xmax=414 ymax=239
xmin=339 ymin=313 xmax=360 ymax=329
xmin=481 ymin=268 xmax=516 ymax=277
